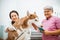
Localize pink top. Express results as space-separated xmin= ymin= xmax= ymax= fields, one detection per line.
xmin=42 ymin=16 xmax=60 ymax=40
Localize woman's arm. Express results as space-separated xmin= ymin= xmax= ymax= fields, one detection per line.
xmin=44 ymin=29 xmax=60 ymax=36
xmin=6 ymin=28 xmax=9 ymax=32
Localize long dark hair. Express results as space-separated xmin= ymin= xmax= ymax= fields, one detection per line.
xmin=9 ymin=10 xmax=19 ymax=25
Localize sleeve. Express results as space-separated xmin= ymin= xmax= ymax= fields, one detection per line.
xmin=41 ymin=19 xmax=45 ymax=24
xmin=55 ymin=17 xmax=60 ymax=29
xmin=41 ymin=19 xmax=45 ymax=27
xmin=7 ymin=23 xmax=16 ymax=31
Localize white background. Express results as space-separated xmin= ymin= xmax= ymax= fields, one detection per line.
xmin=0 ymin=0 xmax=60 ymax=39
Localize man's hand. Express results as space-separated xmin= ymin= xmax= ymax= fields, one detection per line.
xmin=38 ymin=27 xmax=44 ymax=33
xmin=32 ymin=23 xmax=38 ymax=30
xmin=44 ymin=29 xmax=60 ymax=36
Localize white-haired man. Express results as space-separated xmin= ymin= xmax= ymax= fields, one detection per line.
xmin=41 ymin=6 xmax=60 ymax=40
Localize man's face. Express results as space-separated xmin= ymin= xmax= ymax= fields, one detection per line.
xmin=44 ymin=9 xmax=53 ymax=18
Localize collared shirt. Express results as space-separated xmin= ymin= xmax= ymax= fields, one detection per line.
xmin=42 ymin=16 xmax=60 ymax=40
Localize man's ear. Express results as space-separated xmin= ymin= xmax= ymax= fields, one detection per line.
xmin=27 ymin=11 xmax=30 ymax=16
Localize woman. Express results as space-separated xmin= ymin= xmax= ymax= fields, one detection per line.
xmin=6 ymin=10 xmax=26 ymax=40
xmin=6 ymin=10 xmax=38 ymax=40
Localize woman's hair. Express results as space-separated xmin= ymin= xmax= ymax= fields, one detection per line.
xmin=9 ymin=10 xmax=19 ymax=25
xmin=11 ymin=21 xmax=15 ymax=25
xmin=9 ymin=10 xmax=19 ymax=19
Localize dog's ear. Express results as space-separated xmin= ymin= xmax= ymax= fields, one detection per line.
xmin=27 ymin=11 xmax=30 ymax=16
xmin=34 ymin=12 xmax=36 ymax=14
xmin=34 ymin=12 xmax=38 ymax=17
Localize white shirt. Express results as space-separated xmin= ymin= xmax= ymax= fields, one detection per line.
xmin=7 ymin=19 xmax=39 ymax=40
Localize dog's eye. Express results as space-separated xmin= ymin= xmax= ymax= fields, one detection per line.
xmin=30 ymin=15 xmax=33 ymax=16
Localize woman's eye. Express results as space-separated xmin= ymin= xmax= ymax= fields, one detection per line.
xmin=12 ymin=16 xmax=13 ymax=17
xmin=11 ymin=15 xmax=16 ymax=18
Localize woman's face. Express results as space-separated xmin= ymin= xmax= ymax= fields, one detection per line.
xmin=10 ymin=12 xmax=19 ymax=21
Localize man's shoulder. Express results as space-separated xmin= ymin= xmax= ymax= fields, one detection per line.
xmin=52 ymin=16 xmax=60 ymax=20
xmin=42 ymin=19 xmax=46 ymax=23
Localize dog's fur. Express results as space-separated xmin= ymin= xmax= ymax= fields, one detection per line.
xmin=21 ymin=12 xmax=37 ymax=28
xmin=7 ymin=12 xmax=38 ymax=40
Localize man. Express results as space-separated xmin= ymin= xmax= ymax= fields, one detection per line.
xmin=42 ymin=6 xmax=60 ymax=40
xmin=32 ymin=6 xmax=60 ymax=40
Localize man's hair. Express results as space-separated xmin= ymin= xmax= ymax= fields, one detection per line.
xmin=44 ymin=6 xmax=53 ymax=12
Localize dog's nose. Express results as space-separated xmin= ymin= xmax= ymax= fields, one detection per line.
xmin=35 ymin=19 xmax=39 ymax=21
xmin=35 ymin=19 xmax=38 ymax=21
xmin=35 ymin=17 xmax=39 ymax=21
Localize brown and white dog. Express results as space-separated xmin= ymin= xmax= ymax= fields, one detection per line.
xmin=6 ymin=11 xmax=38 ymax=40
